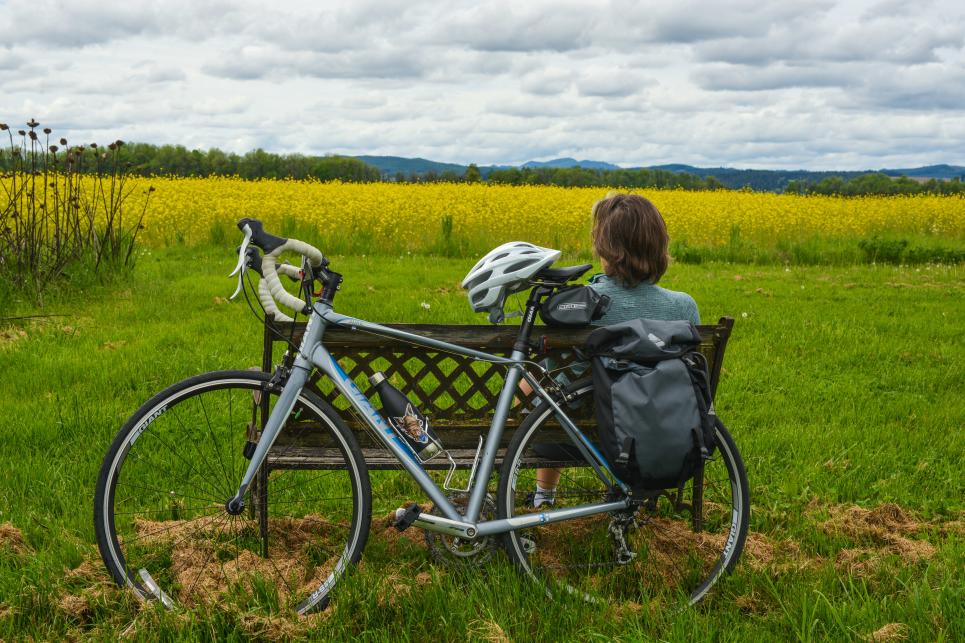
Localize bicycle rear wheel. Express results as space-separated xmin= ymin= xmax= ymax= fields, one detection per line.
xmin=497 ymin=378 xmax=749 ymax=608
xmin=94 ymin=370 xmax=371 ymax=614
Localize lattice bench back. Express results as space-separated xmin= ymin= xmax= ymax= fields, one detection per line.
xmin=261 ymin=317 xmax=733 ymax=469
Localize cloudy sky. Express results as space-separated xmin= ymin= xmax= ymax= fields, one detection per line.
xmin=2 ymin=0 xmax=963 ymax=170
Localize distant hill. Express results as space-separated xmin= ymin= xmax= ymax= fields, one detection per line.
xmin=647 ymin=164 xmax=965 ymax=191
xmin=879 ymin=164 xmax=965 ymax=179
xmin=522 ymin=157 xmax=621 ymax=170
xmin=354 ymin=156 xmax=470 ymax=177
xmin=646 ymin=164 xmax=871 ymax=191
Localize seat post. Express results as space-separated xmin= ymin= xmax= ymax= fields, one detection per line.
xmin=512 ymin=286 xmax=551 ymax=354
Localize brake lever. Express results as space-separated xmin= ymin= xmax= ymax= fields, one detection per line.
xmin=244 ymin=246 xmax=264 ymax=277
xmin=228 ymin=223 xmax=254 ymax=300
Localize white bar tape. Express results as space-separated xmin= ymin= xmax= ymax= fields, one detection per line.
xmin=258 ymin=263 xmax=300 ymax=322
xmin=260 ymin=238 xmax=324 ymax=315
xmin=258 ymin=279 xmax=292 ymax=322
xmin=284 ymin=238 xmax=324 ymax=267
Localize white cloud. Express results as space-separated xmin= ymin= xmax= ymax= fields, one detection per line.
xmin=519 ymin=67 xmax=573 ymax=96
xmin=1 ymin=0 xmax=963 ymax=170
xmin=576 ymin=67 xmax=654 ymax=98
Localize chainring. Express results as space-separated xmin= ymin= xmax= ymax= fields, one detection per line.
xmin=424 ymin=492 xmax=498 ymax=568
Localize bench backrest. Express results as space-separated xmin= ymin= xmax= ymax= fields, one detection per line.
xmin=263 ymin=317 xmax=733 ymax=451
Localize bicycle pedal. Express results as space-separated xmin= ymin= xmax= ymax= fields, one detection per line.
xmin=615 ymin=549 xmax=637 ymax=565
xmin=394 ymin=503 xmax=422 ymax=532
xmin=242 ymin=441 xmax=257 ymax=460
xmin=519 ymin=534 xmax=537 ymax=555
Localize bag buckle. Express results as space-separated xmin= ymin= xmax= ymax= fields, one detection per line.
xmin=616 ymin=436 xmax=633 ymax=465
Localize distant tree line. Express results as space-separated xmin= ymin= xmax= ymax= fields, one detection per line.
xmin=109 ymin=143 xmax=381 ymax=181
xmin=3 ymin=138 xmax=962 ymax=196
xmin=485 ymin=166 xmax=724 ymax=190
xmin=0 ymin=142 xmax=380 ymax=182
xmin=784 ymin=172 xmax=965 ymax=196
xmin=389 ymin=166 xmax=479 ymax=184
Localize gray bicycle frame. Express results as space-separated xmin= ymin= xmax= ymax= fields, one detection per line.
xmin=230 ymin=300 xmax=631 ymax=537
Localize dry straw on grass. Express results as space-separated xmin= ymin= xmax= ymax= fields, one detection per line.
xmin=867 ymin=622 xmax=910 ymax=642
xmin=819 ymin=502 xmax=938 ymax=568
xmin=130 ymin=514 xmax=342 ymax=609
xmin=467 ymin=618 xmax=512 ymax=643
xmin=0 ymin=523 xmax=27 ymax=554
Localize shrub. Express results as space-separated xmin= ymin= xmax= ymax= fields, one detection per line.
xmin=0 ymin=120 xmax=153 ymax=301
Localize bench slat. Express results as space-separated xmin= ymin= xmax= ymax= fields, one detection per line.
xmin=267 ymin=447 xmax=589 ymax=471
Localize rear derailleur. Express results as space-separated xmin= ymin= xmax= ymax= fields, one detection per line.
xmin=609 ymin=507 xmax=640 ymax=565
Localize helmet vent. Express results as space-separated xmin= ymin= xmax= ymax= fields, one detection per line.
xmin=466 ymin=270 xmax=492 ymax=290
xmin=505 ymin=260 xmax=534 ymax=273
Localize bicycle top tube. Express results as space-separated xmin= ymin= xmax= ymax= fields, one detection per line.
xmin=317 ymin=309 xmax=520 ymax=366
xmin=313 ymin=279 xmax=557 ymax=367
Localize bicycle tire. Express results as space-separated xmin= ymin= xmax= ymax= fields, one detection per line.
xmin=94 ymin=370 xmax=371 ymax=614
xmin=497 ymin=377 xmax=749 ymax=608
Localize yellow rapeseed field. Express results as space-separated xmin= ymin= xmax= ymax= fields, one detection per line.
xmin=114 ymin=176 xmax=965 ymax=253
xmin=5 ymin=177 xmax=965 ymax=253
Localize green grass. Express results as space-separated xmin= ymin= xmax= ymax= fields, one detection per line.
xmin=1 ymin=245 xmax=963 ymax=640
xmin=669 ymin=232 xmax=965 ymax=267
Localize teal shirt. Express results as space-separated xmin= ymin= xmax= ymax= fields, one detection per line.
xmin=542 ymin=274 xmax=700 ymax=383
xmin=588 ymin=274 xmax=700 ymax=325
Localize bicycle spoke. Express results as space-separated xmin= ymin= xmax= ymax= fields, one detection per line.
xmin=183 ymin=513 xmax=232 ymax=601
xmin=123 ymin=449 xmax=226 ymax=507
xmin=265 ymin=470 xmax=346 ymax=496
xmin=115 ymin=481 xmax=220 ymax=507
xmin=111 ymin=504 xmax=221 ymax=517
xmin=141 ymin=420 xmax=229 ymax=501
xmin=168 ymin=404 xmax=235 ymax=498
xmin=197 ymin=393 xmax=234 ymax=495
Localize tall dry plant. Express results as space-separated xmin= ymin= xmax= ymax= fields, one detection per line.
xmin=0 ymin=119 xmax=153 ymax=300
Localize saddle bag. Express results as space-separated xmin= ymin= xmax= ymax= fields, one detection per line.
xmin=584 ymin=319 xmax=720 ymax=491
xmin=539 ymin=285 xmax=611 ymax=328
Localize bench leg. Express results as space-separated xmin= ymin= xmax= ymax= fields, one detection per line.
xmin=691 ymin=461 xmax=704 ymax=533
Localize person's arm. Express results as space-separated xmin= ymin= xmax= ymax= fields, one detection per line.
xmin=683 ymin=294 xmax=701 ymax=325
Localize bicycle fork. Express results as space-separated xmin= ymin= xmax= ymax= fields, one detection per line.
xmin=225 ymin=308 xmax=330 ymax=515
xmin=225 ymin=350 xmax=314 ymax=515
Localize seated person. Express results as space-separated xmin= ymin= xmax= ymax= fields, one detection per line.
xmin=527 ymin=192 xmax=700 ymax=507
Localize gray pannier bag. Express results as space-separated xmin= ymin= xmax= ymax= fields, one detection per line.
xmin=584 ymin=319 xmax=719 ymax=491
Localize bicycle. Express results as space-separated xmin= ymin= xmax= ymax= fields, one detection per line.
xmin=94 ymin=219 xmax=749 ymax=615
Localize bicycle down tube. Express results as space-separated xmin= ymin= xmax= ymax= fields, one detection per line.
xmin=228 ymin=300 xmax=631 ymax=534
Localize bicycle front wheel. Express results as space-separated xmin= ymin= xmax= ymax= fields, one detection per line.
xmin=94 ymin=370 xmax=371 ymax=614
xmin=497 ymin=378 xmax=749 ymax=608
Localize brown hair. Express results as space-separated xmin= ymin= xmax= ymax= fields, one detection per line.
xmin=591 ymin=193 xmax=670 ymax=287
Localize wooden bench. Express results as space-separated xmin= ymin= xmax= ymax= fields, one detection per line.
xmin=259 ymin=317 xmax=734 ymax=472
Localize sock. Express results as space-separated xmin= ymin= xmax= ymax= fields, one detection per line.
xmin=533 ymin=484 xmax=556 ymax=507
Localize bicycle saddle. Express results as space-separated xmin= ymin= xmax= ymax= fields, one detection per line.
xmin=533 ymin=263 xmax=592 ymax=283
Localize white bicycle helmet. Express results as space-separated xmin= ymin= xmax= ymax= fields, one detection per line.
xmin=461 ymin=241 xmax=561 ymax=317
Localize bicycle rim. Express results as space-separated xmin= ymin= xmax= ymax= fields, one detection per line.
xmin=499 ymin=380 xmax=748 ymax=608
xmin=95 ymin=371 xmax=370 ymax=614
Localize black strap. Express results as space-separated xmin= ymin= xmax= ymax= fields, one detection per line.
xmin=692 ymin=426 xmax=711 ymax=460
xmin=616 ymin=436 xmax=633 ymax=465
